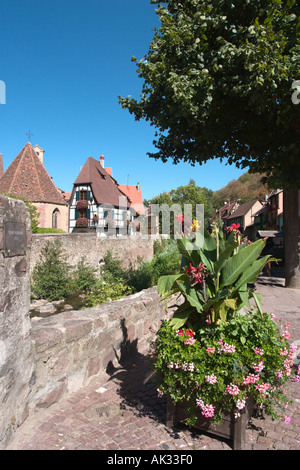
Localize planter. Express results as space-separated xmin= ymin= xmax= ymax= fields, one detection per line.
xmin=166 ymin=395 xmax=255 ymax=450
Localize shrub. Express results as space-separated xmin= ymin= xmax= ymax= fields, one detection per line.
xmin=127 ymin=239 xmax=181 ymax=292
xmin=31 ymin=240 xmax=72 ymax=300
xmin=83 ymin=279 xmax=132 ymax=307
xmin=101 ymin=251 xmax=128 ymax=284
xmin=71 ymin=256 xmax=98 ymax=292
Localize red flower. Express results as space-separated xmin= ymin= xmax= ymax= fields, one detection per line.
xmin=178 ymin=329 xmax=194 ymax=338
xmin=185 ymin=262 xmax=207 ymax=284
xmin=224 ymin=223 xmax=241 ymax=234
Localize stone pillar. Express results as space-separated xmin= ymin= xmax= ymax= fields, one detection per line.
xmin=0 ymin=195 xmax=35 ymax=449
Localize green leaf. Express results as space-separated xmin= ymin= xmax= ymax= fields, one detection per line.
xmin=232 ymin=255 xmax=276 ymax=292
xmin=170 ymin=302 xmax=194 ymax=330
xmin=214 ymin=240 xmax=238 ymax=275
xmin=176 ymin=276 xmax=204 ymax=313
xmin=224 ymin=298 xmax=237 ymax=310
xmin=157 ymin=273 xmax=183 ymax=296
xmin=249 ymin=290 xmax=263 ymax=315
xmin=220 ymin=239 xmax=266 ymax=287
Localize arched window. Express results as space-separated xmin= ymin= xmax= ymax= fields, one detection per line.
xmin=52 ymin=208 xmax=60 ymax=228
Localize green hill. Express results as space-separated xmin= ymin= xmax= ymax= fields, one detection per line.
xmin=212 ymin=172 xmax=271 ymax=210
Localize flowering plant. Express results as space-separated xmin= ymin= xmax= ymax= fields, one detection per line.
xmin=76 ymin=217 xmax=89 ymax=228
xmin=154 ymin=222 xmax=295 ymax=426
xmin=154 ymin=313 xmax=295 ymax=425
xmin=76 ymin=199 xmax=88 ymax=210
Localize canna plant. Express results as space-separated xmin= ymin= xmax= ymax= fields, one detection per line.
xmin=158 ymin=222 xmax=276 ymax=330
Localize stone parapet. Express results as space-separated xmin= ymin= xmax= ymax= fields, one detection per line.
xmin=0 ymin=195 xmax=34 ymax=449
xmin=28 ymin=287 xmax=171 ymax=413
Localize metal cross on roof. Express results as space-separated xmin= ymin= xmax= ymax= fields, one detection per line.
xmin=26 ymin=130 xmax=33 ymax=142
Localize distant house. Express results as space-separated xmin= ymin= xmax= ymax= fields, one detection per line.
xmin=69 ymin=154 xmax=144 ymax=234
xmin=0 ymin=142 xmax=69 ymax=231
xmin=216 ymin=200 xmax=240 ymax=227
xmin=254 ymin=189 xmax=284 ymax=248
xmin=226 ymin=199 xmax=263 ymax=240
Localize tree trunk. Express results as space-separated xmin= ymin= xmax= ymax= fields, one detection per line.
xmin=284 ymin=189 xmax=300 ymax=289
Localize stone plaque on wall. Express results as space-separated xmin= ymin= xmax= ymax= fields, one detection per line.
xmin=3 ymin=221 xmax=27 ymax=257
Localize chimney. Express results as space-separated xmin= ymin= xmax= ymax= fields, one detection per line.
xmin=33 ymin=145 xmax=45 ymax=165
xmin=100 ymin=154 xmax=105 ymax=168
xmin=0 ymin=153 xmax=3 ymax=178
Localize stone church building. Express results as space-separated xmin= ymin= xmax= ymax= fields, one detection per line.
xmin=0 ymin=142 xmax=69 ymax=231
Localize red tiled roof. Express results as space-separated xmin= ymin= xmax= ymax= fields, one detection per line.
xmin=119 ymin=184 xmax=145 ymax=215
xmin=74 ymin=156 xmax=130 ymax=208
xmin=0 ymin=142 xmax=68 ymax=205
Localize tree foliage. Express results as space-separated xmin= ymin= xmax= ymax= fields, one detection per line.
xmin=119 ymin=0 xmax=300 ymax=189
xmin=212 ymin=171 xmax=271 ymax=209
xmin=150 ymin=179 xmax=214 ymax=229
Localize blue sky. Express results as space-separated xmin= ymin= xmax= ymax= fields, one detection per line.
xmin=0 ymin=0 xmax=247 ymax=201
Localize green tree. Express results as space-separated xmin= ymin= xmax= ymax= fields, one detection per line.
xmin=119 ymin=0 xmax=300 ymax=287
xmin=31 ymin=240 xmax=72 ymax=300
xmin=150 ymin=180 xmax=214 ymax=233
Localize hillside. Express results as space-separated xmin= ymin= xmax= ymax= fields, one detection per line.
xmin=212 ymin=172 xmax=271 ymax=210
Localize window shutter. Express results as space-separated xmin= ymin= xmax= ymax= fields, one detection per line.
xmin=75 ymin=209 xmax=79 ymax=219
xmin=75 ymin=191 xmax=79 ymax=201
xmin=87 ymin=190 xmax=91 ymax=201
xmin=87 ymin=209 xmax=90 ymax=219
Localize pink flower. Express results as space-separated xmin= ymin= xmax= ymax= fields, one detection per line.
xmin=252 ymin=361 xmax=265 ymax=373
xmin=242 ymin=373 xmax=260 ymax=385
xmin=206 ymin=346 xmax=215 ymax=354
xmin=255 ymin=383 xmax=270 ymax=395
xmin=285 ymin=416 xmax=291 ymax=425
xmin=219 ymin=342 xmax=236 ymax=354
xmin=236 ymin=398 xmax=246 ymax=410
xmin=254 ymin=347 xmax=264 ymax=356
xmin=196 ymin=398 xmax=215 ymax=418
xmin=280 ymin=348 xmax=289 ymax=356
xmin=225 ymin=383 xmax=240 ymax=396
xmin=184 ymin=337 xmax=196 ymax=345
xmin=205 ymin=374 xmax=218 ymax=384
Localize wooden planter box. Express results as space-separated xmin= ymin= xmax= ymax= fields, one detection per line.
xmin=166 ymin=396 xmax=255 ymax=450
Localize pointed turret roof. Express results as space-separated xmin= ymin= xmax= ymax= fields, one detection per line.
xmin=0 ymin=142 xmax=67 ymax=205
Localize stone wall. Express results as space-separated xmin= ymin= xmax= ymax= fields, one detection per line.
xmin=28 ymin=287 xmax=170 ymax=414
xmin=0 ymin=196 xmax=168 ymax=449
xmin=0 ymin=195 xmax=35 ymax=448
xmin=30 ymin=232 xmax=154 ymax=274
